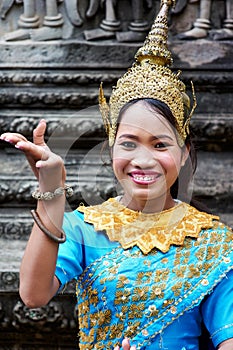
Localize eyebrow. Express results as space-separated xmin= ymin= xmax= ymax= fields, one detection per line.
xmin=118 ymin=134 xmax=174 ymax=141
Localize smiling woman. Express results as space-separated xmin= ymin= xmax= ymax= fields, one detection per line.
xmin=1 ymin=0 xmax=233 ymax=349
xmin=112 ymin=99 xmax=189 ymax=213
xmin=112 ymin=97 xmax=198 ymax=209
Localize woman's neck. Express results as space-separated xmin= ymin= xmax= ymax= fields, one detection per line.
xmin=120 ymin=193 xmax=176 ymax=214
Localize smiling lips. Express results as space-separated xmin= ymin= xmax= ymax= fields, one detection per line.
xmin=129 ymin=171 xmax=161 ymax=185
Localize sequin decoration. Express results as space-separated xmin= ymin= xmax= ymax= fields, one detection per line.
xmin=76 ymin=220 xmax=233 ymax=349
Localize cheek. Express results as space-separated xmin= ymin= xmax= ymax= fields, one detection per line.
xmin=112 ymin=157 xmax=127 ymax=178
xmin=161 ymin=152 xmax=183 ymax=173
xmin=112 ymin=147 xmax=132 ymax=177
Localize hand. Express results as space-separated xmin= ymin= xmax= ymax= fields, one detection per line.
xmin=0 ymin=119 xmax=66 ymax=187
xmin=114 ymin=338 xmax=136 ymax=350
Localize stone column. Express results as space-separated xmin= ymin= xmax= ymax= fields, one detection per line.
xmin=128 ymin=0 xmax=150 ymax=32
xmin=100 ymin=0 xmax=120 ymax=32
xmin=211 ymin=0 xmax=233 ymax=40
xmin=222 ymin=0 xmax=233 ymax=36
xmin=30 ymin=0 xmax=64 ymax=41
xmin=43 ymin=0 xmax=64 ymax=27
xmin=177 ymin=0 xmax=212 ymax=39
xmin=116 ymin=0 xmax=150 ymax=42
xmin=18 ymin=0 xmax=40 ymax=28
xmin=84 ymin=0 xmax=120 ymax=40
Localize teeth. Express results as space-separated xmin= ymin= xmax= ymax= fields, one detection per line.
xmin=133 ymin=175 xmax=156 ymax=181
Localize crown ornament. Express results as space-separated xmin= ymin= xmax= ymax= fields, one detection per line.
xmin=99 ymin=0 xmax=197 ymax=147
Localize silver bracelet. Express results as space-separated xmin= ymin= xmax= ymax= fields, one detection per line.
xmin=32 ymin=184 xmax=73 ymax=201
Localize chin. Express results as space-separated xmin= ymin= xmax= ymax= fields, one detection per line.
xmin=127 ymin=190 xmax=164 ymax=202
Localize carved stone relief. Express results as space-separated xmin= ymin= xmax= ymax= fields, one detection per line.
xmin=12 ymin=301 xmax=70 ymax=330
xmin=176 ymin=0 xmax=233 ymax=40
xmin=0 ymin=272 xmax=19 ymax=291
xmin=0 ymin=0 xmax=157 ymax=41
xmin=0 ymin=294 xmax=77 ymax=345
xmin=0 ymin=0 xmax=232 ymax=42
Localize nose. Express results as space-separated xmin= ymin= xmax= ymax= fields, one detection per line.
xmin=131 ymin=146 xmax=156 ymax=169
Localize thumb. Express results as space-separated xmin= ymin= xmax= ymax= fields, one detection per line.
xmin=33 ymin=119 xmax=47 ymax=146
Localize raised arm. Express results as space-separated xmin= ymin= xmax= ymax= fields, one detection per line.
xmin=1 ymin=120 xmax=66 ymax=308
xmin=218 ymin=338 xmax=233 ymax=349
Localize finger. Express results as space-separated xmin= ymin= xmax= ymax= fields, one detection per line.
xmin=114 ymin=346 xmax=120 ymax=350
xmin=0 ymin=132 xmax=48 ymax=161
xmin=122 ymin=338 xmax=131 ymax=350
xmin=33 ymin=119 xmax=47 ymax=146
xmin=15 ymin=140 xmax=49 ymax=162
xmin=0 ymin=132 xmax=28 ymax=145
xmin=36 ymin=153 xmax=66 ymax=186
xmin=35 ymin=153 xmax=64 ymax=180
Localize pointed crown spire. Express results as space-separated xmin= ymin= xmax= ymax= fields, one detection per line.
xmin=99 ymin=0 xmax=196 ymax=147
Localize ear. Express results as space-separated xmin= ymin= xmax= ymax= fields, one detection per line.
xmin=181 ymin=143 xmax=190 ymax=167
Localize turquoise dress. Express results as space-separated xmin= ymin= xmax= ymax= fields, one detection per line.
xmin=55 ymin=199 xmax=233 ymax=350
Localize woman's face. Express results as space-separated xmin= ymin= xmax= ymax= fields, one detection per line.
xmin=112 ymin=100 xmax=189 ymax=212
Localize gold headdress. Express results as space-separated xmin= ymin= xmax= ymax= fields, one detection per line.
xmin=99 ymin=0 xmax=197 ymax=147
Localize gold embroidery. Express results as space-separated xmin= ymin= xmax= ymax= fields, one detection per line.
xmin=151 ymin=285 xmax=165 ymax=299
xmin=162 ymin=299 xmax=174 ymax=308
xmin=116 ymin=306 xmax=129 ymax=321
xmin=109 ymin=323 xmax=124 ymax=339
xmin=125 ymin=321 xmax=141 ymax=338
xmin=132 ymin=287 xmax=149 ymax=301
xmin=187 ymin=264 xmax=201 ymax=278
xmin=116 ymin=275 xmax=130 ymax=288
xmin=129 ymin=303 xmax=145 ymax=319
xmin=96 ymin=326 xmax=110 ymax=342
xmin=136 ymin=271 xmax=153 ymax=284
xmin=170 ymin=306 xmax=177 ymax=314
xmin=148 ymin=304 xmax=159 ymax=317
xmin=77 ymin=198 xmax=219 ymax=254
xmin=173 ymin=265 xmax=186 ymax=278
xmin=76 ymin=218 xmax=233 ymax=349
xmin=115 ymin=289 xmax=131 ymax=305
xmin=172 ymin=282 xmax=183 ymax=296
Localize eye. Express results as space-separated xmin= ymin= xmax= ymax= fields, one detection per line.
xmin=154 ymin=142 xmax=170 ymax=149
xmin=120 ymin=141 xmax=137 ymax=149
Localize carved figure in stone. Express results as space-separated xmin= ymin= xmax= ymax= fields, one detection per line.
xmin=86 ymin=0 xmax=101 ymax=18
xmin=177 ymin=0 xmax=233 ymax=40
xmin=0 ymin=0 xmax=23 ymax=20
xmin=63 ymin=0 xmax=83 ymax=27
xmin=116 ymin=0 xmax=153 ymax=42
xmin=2 ymin=0 xmax=84 ymax=41
xmin=84 ymin=0 xmax=120 ymax=40
xmin=171 ymin=0 xmax=199 ymax=15
xmin=12 ymin=301 xmax=68 ymax=329
xmin=84 ymin=0 xmax=153 ymax=41
xmin=0 ymin=302 xmax=9 ymax=328
xmin=3 ymin=0 xmax=64 ymax=41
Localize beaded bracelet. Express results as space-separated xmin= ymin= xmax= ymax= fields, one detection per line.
xmin=32 ymin=184 xmax=73 ymax=201
xmin=31 ymin=210 xmax=66 ymax=244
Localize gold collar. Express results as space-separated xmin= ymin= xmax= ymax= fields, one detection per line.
xmin=77 ymin=198 xmax=219 ymax=254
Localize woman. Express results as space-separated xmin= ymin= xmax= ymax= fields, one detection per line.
xmin=2 ymin=98 xmax=233 ymax=350
xmin=1 ymin=1 xmax=233 ymax=349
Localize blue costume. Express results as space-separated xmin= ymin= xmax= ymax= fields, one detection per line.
xmin=55 ymin=198 xmax=233 ymax=350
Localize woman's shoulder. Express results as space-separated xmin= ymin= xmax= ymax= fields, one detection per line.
xmin=63 ymin=203 xmax=119 ymax=250
xmin=182 ymin=201 xmax=232 ymax=232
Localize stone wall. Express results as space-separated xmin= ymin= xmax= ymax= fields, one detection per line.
xmin=0 ymin=0 xmax=232 ymax=348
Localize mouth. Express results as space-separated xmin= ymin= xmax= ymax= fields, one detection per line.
xmin=129 ymin=172 xmax=161 ymax=185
